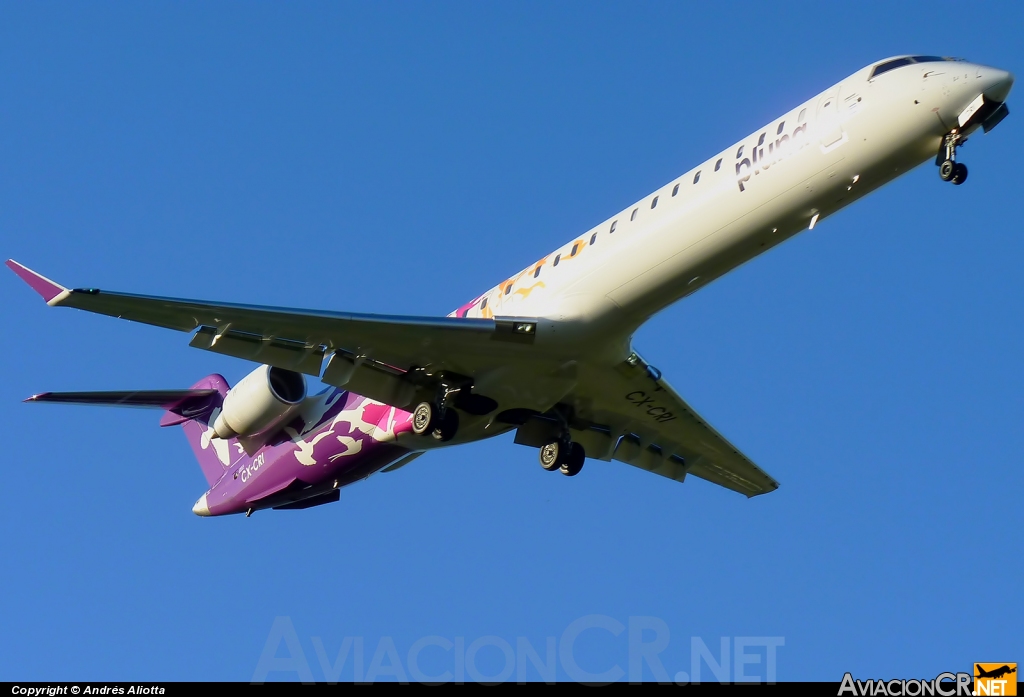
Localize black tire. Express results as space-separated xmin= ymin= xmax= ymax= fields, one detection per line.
xmin=539 ymin=442 xmax=562 ymax=471
xmin=411 ymin=402 xmax=435 ymax=435
xmin=939 ymin=159 xmax=956 ymax=182
xmin=431 ymin=408 xmax=459 ymax=442
xmin=951 ymin=162 xmax=968 ymax=185
xmin=560 ymin=442 xmax=585 ymax=477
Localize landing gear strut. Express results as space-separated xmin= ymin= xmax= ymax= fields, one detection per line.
xmin=937 ymin=130 xmax=968 ymax=186
xmin=538 ymin=438 xmax=585 ymax=476
xmin=411 ymin=383 xmax=461 ymax=442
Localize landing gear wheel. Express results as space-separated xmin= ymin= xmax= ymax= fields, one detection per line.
xmin=411 ymin=402 xmax=435 ymax=435
xmin=939 ymin=159 xmax=956 ymax=182
xmin=539 ymin=442 xmax=563 ymax=471
xmin=559 ymin=442 xmax=585 ymax=477
xmin=431 ymin=408 xmax=459 ymax=442
xmin=951 ymin=162 xmax=968 ymax=185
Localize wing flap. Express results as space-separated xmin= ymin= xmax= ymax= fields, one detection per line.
xmin=684 ymin=455 xmax=771 ymax=496
xmin=189 ymin=325 xmax=326 ymax=376
xmin=607 ymin=434 xmax=691 ymax=482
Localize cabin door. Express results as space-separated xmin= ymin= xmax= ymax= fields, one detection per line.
xmin=816 ymin=86 xmax=845 ymax=151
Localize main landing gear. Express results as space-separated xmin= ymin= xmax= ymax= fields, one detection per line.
xmin=411 ymin=385 xmax=461 ymax=442
xmin=538 ymin=438 xmax=586 ymax=477
xmin=411 ymin=400 xmax=459 ymax=441
xmin=937 ymin=130 xmax=969 ymax=185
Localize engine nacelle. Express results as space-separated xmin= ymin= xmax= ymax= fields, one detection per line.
xmin=212 ymin=365 xmax=306 ymax=440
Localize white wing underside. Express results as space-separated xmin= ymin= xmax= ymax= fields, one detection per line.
xmin=559 ymin=353 xmax=779 ymax=497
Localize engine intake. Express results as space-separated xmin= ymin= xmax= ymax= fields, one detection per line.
xmin=212 ymin=365 xmax=306 ymax=441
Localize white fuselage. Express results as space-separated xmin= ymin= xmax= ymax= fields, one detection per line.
xmin=431 ymin=57 xmax=1014 ymax=440
xmin=455 ymin=58 xmax=1011 ymax=342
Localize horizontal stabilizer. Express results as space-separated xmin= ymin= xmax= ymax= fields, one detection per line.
xmin=25 ymin=389 xmax=218 ymax=409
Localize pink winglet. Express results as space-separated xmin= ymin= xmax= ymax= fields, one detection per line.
xmin=5 ymin=260 xmax=68 ymax=304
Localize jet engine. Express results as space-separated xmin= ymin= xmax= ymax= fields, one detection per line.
xmin=212 ymin=364 xmax=306 ymax=441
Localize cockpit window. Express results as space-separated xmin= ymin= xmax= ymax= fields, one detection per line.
xmin=870 ymin=55 xmax=955 ymax=79
xmin=870 ymin=57 xmax=915 ymax=78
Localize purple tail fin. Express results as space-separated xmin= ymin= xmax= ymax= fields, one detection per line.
xmin=160 ymin=374 xmax=249 ymax=487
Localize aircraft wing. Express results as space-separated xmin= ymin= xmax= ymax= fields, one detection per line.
xmin=563 ymin=351 xmax=779 ymax=497
xmin=6 ymin=260 xmax=539 ymax=409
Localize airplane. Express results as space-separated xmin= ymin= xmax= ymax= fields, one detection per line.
xmin=975 ymin=665 xmax=1016 ymax=680
xmin=7 ymin=55 xmax=1014 ymax=517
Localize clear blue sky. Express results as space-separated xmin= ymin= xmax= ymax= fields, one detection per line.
xmin=1 ymin=1 xmax=1021 ymax=683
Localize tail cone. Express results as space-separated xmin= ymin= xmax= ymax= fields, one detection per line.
xmin=192 ymin=493 xmax=211 ymax=516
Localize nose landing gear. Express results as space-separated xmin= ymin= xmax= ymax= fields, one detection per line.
xmin=937 ymin=130 xmax=969 ymax=186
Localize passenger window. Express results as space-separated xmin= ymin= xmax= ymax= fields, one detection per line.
xmin=672 ymin=183 xmax=679 ymax=196
xmin=651 ymin=196 xmax=658 ymax=209
xmin=630 ymin=208 xmax=638 ymax=221
xmin=505 ymin=285 xmax=511 ymax=295
xmin=571 ymin=243 xmax=579 ymax=256
xmin=480 ymin=297 xmax=487 ymax=309
xmin=610 ymin=220 xmax=617 ymax=233
xmin=714 ymin=158 xmax=722 ymax=172
xmin=533 ymin=266 xmax=542 ymax=278
xmin=736 ymin=145 xmax=744 ymax=158
xmin=777 ymin=121 xmax=785 ymax=135
xmin=554 ymin=254 xmax=560 ymax=266
xmin=590 ymin=233 xmax=597 ymax=245
xmin=693 ymin=171 xmax=701 ymax=184
xmin=757 ymin=133 xmax=765 ymax=146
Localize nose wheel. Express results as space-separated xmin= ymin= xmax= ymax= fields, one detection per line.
xmin=939 ymin=160 xmax=968 ymax=185
xmin=937 ymin=131 xmax=969 ymax=186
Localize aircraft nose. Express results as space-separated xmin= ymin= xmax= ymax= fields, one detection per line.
xmin=192 ymin=493 xmax=211 ymax=516
xmin=977 ymin=65 xmax=1014 ymax=103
